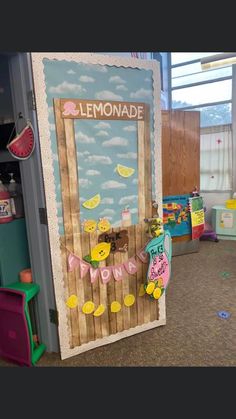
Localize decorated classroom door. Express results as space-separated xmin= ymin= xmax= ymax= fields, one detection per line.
xmin=31 ymin=53 xmax=164 ymax=359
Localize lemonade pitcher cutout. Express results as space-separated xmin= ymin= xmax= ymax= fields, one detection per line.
xmin=144 ymin=230 xmax=172 ymax=300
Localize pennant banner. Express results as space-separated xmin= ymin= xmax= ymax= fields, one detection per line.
xmin=67 ymin=246 xmax=149 ymax=283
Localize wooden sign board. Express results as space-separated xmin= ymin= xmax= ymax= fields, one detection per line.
xmin=31 ymin=53 xmax=163 ymax=360
xmin=98 ymin=230 xmax=129 ymax=253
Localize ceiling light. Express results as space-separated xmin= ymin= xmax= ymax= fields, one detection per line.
xmin=201 ymin=53 xmax=236 ymax=70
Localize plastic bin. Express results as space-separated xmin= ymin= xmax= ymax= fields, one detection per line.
xmin=225 ymin=199 xmax=236 ymax=209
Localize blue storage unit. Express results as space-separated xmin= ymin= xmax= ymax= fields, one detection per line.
xmin=212 ymin=205 xmax=236 ymax=240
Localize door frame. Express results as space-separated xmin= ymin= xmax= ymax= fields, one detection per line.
xmin=8 ymin=52 xmax=59 ymax=353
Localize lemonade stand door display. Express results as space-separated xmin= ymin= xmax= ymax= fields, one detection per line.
xmin=31 ymin=53 xmax=163 ymax=360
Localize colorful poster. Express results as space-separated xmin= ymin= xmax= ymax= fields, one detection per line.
xmin=163 ymin=194 xmax=191 ymax=237
xmin=189 ymin=196 xmax=205 ymax=240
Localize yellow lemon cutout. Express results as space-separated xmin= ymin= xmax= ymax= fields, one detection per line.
xmin=97 ymin=218 xmax=111 ymax=233
xmin=83 ymin=219 xmax=97 ymax=233
xmin=111 ymin=301 xmax=121 ymax=313
xmin=146 ymin=282 xmax=155 ymax=295
xmin=124 ymin=294 xmax=135 ymax=307
xmin=153 ymin=287 xmax=162 ymax=300
xmin=116 ymin=164 xmax=135 ymax=178
xmin=91 ymin=242 xmax=111 ymax=261
xmin=82 ymin=301 xmax=95 ymax=314
xmin=66 ymin=295 xmax=78 ymax=309
xmin=82 ymin=194 xmax=101 ymax=209
xmin=93 ymin=304 xmax=105 ymax=317
xmin=139 ymin=284 xmax=146 ymax=297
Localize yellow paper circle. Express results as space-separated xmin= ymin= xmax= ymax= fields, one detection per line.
xmin=82 ymin=301 xmax=95 ymax=314
xmin=124 ymin=294 xmax=135 ymax=307
xmin=153 ymin=287 xmax=162 ymax=300
xmin=139 ymin=284 xmax=146 ymax=297
xmin=146 ymin=282 xmax=155 ymax=294
xmin=66 ymin=295 xmax=78 ymax=309
xmin=93 ymin=304 xmax=105 ymax=317
xmin=111 ymin=301 xmax=121 ymax=313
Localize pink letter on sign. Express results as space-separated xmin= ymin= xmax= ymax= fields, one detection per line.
xmin=79 ymin=260 xmax=90 ymax=278
xmin=68 ymin=253 xmax=80 ymax=272
xmin=112 ymin=264 xmax=125 ymax=281
xmin=100 ymin=266 xmax=112 ymax=284
xmin=89 ymin=267 xmax=100 ymax=283
xmin=124 ymin=257 xmax=137 ymax=275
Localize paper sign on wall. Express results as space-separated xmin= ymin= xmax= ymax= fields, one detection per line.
xmin=220 ymin=212 xmax=234 ymax=229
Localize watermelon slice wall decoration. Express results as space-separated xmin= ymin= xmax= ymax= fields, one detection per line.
xmin=7 ymin=121 xmax=35 ymax=160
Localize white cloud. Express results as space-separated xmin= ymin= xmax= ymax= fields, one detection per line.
xmin=102 ymin=137 xmax=128 ymax=147
xmin=52 ymin=153 xmax=58 ymax=161
xmin=101 ymin=197 xmax=114 ymax=204
xmin=79 ymin=179 xmax=92 ymax=188
xmin=132 ymin=178 xmax=138 ymax=184
xmin=67 ymin=69 xmax=76 ymax=75
xmin=101 ymin=180 xmax=127 ymax=189
xmin=123 ymin=125 xmax=136 ymax=132
xmin=116 ymin=85 xmax=128 ymax=91
xmin=49 ymin=123 xmax=55 ymax=131
xmin=130 ymin=208 xmax=138 ymax=214
xmin=109 ymin=76 xmax=126 ymax=84
xmin=79 ymin=75 xmax=95 ymax=83
xmin=117 ymin=152 xmax=137 ymax=159
xmin=113 ymin=220 xmax=121 ymax=228
xmin=48 ymin=106 xmax=54 ymax=114
xmin=86 ymin=169 xmax=101 ymax=176
xmin=95 ymin=90 xmax=123 ymax=101
xmin=119 ymin=195 xmax=138 ymax=205
xmin=77 ymin=150 xmax=90 ymax=158
xmin=145 ymin=77 xmax=151 ymax=82
xmin=79 ymin=197 xmax=86 ymax=202
xmin=57 ymin=183 xmax=61 ymax=190
xmin=94 ymin=121 xmax=111 ymax=129
xmin=49 ymin=81 xmax=86 ymax=94
xmin=75 ymin=131 xmax=95 ymax=143
xmin=95 ymin=130 xmax=109 ymax=137
xmin=85 ymin=155 xmax=112 ymax=165
xmin=78 ymin=166 xmax=83 ymax=171
xmin=130 ymin=88 xmax=152 ymax=99
xmin=58 ymin=216 xmax=63 ymax=225
xmin=99 ymin=208 xmax=116 ymax=216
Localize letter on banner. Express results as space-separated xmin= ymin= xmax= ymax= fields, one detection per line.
xmin=136 ymin=249 xmax=149 ymax=263
xmin=68 ymin=253 xmax=81 ymax=272
xmin=124 ymin=257 xmax=138 ymax=275
xmin=80 ymin=260 xmax=90 ymax=278
xmin=100 ymin=266 xmax=112 ymax=283
xmin=89 ymin=267 xmax=100 ymax=283
xmin=112 ymin=264 xmax=125 ymax=281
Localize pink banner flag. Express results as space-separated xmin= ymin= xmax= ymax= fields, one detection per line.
xmin=68 ymin=253 xmax=81 ymax=272
xmin=112 ymin=264 xmax=126 ymax=281
xmin=124 ymin=257 xmax=138 ymax=275
xmin=79 ymin=260 xmax=90 ymax=278
xmin=99 ymin=266 xmax=112 ymax=284
xmin=136 ymin=248 xmax=149 ymax=263
xmin=89 ymin=267 xmax=100 ymax=283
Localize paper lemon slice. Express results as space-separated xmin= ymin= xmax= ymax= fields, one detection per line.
xmin=82 ymin=194 xmax=101 ymax=209
xmin=82 ymin=301 xmax=95 ymax=314
xmin=146 ymin=282 xmax=155 ymax=295
xmin=111 ymin=301 xmax=121 ymax=313
xmin=153 ymin=287 xmax=162 ymax=300
xmin=93 ymin=304 xmax=105 ymax=317
xmin=91 ymin=242 xmax=111 ymax=261
xmin=124 ymin=294 xmax=135 ymax=307
xmin=116 ymin=164 xmax=135 ymax=178
xmin=139 ymin=284 xmax=146 ymax=297
xmin=66 ymin=295 xmax=78 ymax=309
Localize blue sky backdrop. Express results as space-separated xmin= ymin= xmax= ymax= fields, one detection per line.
xmin=43 ymin=59 xmax=155 ymax=235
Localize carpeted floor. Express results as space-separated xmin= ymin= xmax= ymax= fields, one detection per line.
xmin=1 ymin=240 xmax=236 ymax=367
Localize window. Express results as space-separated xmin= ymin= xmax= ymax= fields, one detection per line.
xmin=170 ymin=53 xmax=232 ymax=128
